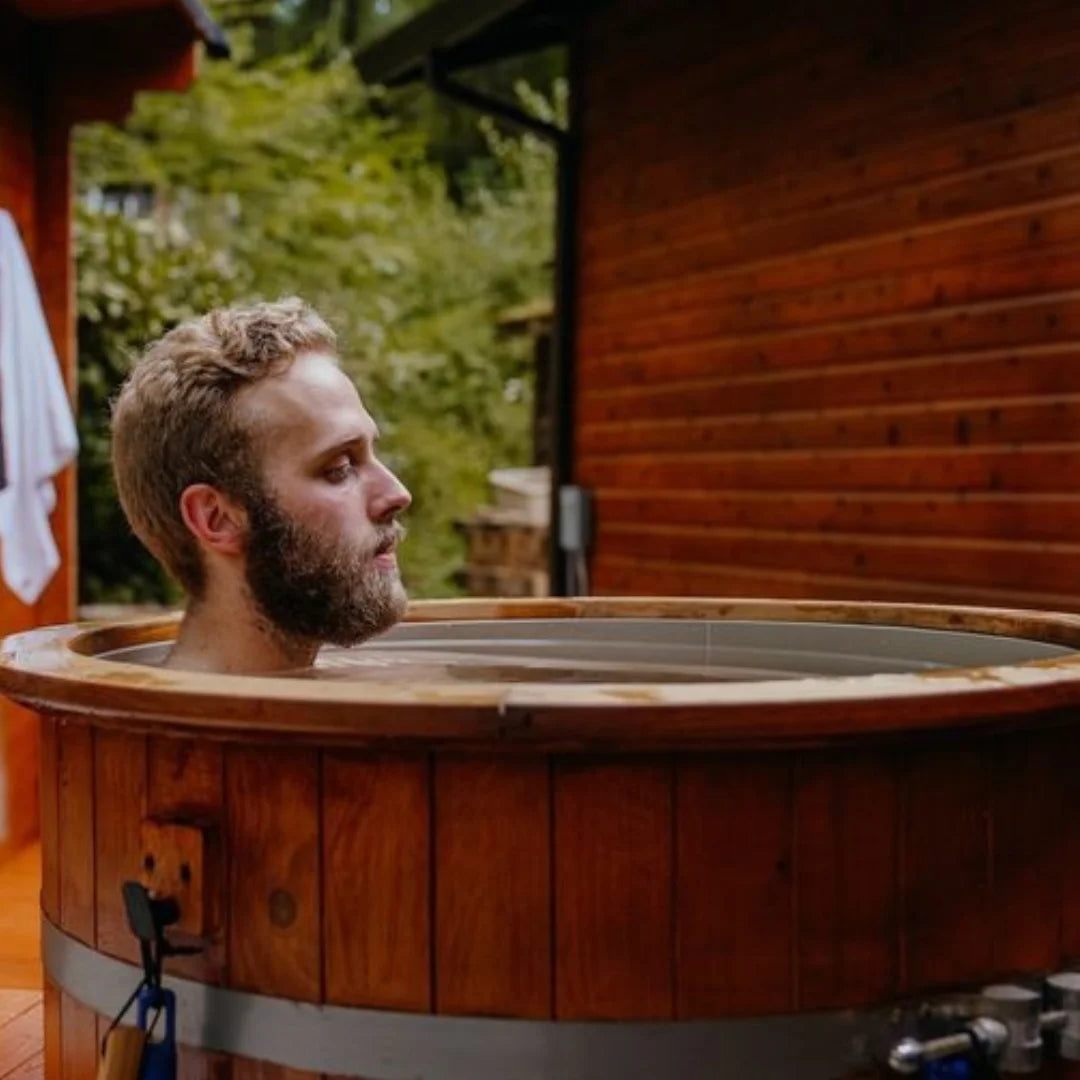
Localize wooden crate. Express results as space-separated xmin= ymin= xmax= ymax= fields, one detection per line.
xmin=459 ymin=517 xmax=548 ymax=571
xmin=461 ymin=565 xmax=550 ymax=598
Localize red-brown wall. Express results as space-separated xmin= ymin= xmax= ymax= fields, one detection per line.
xmin=0 ymin=4 xmax=198 ymax=852
xmin=0 ymin=8 xmax=56 ymax=853
xmin=576 ymin=0 xmax=1080 ymax=609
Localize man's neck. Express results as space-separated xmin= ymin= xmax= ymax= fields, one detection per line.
xmin=165 ymin=583 xmax=318 ymax=674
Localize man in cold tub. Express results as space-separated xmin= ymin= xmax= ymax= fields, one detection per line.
xmin=110 ymin=297 xmax=412 ymax=673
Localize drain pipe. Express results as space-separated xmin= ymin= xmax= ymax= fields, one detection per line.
xmin=423 ymin=41 xmax=583 ymax=596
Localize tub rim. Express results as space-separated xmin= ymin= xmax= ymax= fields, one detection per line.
xmin=5 ymin=596 xmax=1080 ymax=748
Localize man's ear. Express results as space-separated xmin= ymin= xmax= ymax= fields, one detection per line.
xmin=178 ymin=484 xmax=248 ymax=557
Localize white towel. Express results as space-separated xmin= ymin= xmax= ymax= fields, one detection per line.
xmin=0 ymin=209 xmax=78 ymax=606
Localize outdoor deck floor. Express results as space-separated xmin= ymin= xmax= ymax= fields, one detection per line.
xmin=0 ymin=845 xmax=43 ymax=1080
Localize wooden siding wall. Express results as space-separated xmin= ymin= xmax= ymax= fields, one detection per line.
xmin=576 ymin=0 xmax=1080 ymax=609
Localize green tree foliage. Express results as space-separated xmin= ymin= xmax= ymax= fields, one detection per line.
xmin=76 ymin=29 xmax=558 ymax=602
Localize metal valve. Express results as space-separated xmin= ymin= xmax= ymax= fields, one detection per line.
xmin=1046 ymin=972 xmax=1080 ymax=1062
xmin=980 ymin=983 xmax=1069 ymax=1074
xmin=889 ymin=1015 xmax=1009 ymax=1075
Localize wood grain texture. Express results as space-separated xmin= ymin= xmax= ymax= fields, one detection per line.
xmin=148 ymin=738 xmax=224 ymax=820
xmin=3 ymin=705 xmax=40 ymax=853
xmin=0 ymin=844 xmax=42 ymax=990
xmin=990 ymin=732 xmax=1065 ymax=974
xmin=94 ymin=731 xmax=146 ymax=964
xmin=146 ymin=738 xmax=225 ymax=986
xmin=323 ymin=752 xmax=430 ymax=1011
xmin=676 ymin=758 xmax=792 ymax=1017
xmin=176 ymin=1046 xmax=231 ymax=1080
xmin=0 ymin=994 xmax=42 ymax=1079
xmin=554 ymin=760 xmax=672 ymax=1019
xmin=57 ymin=725 xmax=94 ymax=946
xmin=1061 ymin=727 xmax=1080 ymax=963
xmin=435 ymin=756 xmax=551 ymax=1017
xmin=795 ymin=752 xmax=898 ymax=1009
xmin=42 ymin=981 xmax=59 ymax=1080
xmin=58 ymin=993 xmax=96 ymax=1080
xmin=39 ymin=719 xmax=59 ymax=924
xmin=226 ymin=747 xmax=320 ymax=1003
xmin=229 ymin=1060 xmax=308 ymax=1080
xmin=901 ymin=746 xmax=992 ymax=992
xmin=575 ymin=0 xmax=1080 ymax=606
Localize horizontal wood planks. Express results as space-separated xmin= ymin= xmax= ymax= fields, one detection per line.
xmin=576 ymin=0 xmax=1080 ymax=606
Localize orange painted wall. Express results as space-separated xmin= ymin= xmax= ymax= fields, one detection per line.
xmin=576 ymin=0 xmax=1080 ymax=610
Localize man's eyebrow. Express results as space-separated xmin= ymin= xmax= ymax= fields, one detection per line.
xmin=316 ymin=428 xmax=379 ymax=458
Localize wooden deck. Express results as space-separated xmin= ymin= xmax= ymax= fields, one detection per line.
xmin=0 ymin=845 xmax=43 ymax=1080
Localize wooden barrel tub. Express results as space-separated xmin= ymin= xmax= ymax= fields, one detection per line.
xmin=4 ymin=597 xmax=1080 ymax=1080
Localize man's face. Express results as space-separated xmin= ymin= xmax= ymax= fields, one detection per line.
xmin=233 ymin=351 xmax=412 ymax=648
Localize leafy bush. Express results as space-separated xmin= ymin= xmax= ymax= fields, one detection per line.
xmin=75 ymin=37 xmax=556 ymax=602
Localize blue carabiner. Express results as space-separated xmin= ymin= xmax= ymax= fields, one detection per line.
xmin=135 ymin=984 xmax=177 ymax=1080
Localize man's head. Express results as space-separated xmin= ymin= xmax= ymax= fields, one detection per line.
xmin=111 ymin=298 xmax=412 ymax=650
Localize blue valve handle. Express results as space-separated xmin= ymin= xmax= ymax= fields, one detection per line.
xmin=924 ymin=1059 xmax=975 ymax=1079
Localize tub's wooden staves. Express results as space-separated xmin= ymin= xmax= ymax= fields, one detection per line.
xmin=794 ymin=752 xmax=899 ymax=1011
xmin=554 ymin=761 xmax=673 ymax=1019
xmin=147 ymin=738 xmax=228 ymax=1080
xmin=95 ymin=733 xmax=147 ymax=966
xmin=1064 ymin=725 xmax=1080 ymax=963
xmin=902 ymin=747 xmax=993 ymax=993
xmin=27 ymin=601 xmax=1080 ymax=1078
xmin=434 ymin=757 xmax=551 ymax=1018
xmin=56 ymin=725 xmax=96 ymax=1080
xmin=226 ymin=748 xmax=320 ymax=1080
xmin=322 ymin=752 xmax=430 ymax=1012
xmin=677 ymin=758 xmax=794 ymax=1017
xmin=990 ymin=732 xmax=1065 ymax=974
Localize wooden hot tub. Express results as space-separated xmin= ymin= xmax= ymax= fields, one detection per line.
xmin=4 ymin=597 xmax=1080 ymax=1080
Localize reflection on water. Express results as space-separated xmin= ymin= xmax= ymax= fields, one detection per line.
xmin=95 ymin=618 xmax=1071 ymax=683
xmin=290 ymin=647 xmax=777 ymax=684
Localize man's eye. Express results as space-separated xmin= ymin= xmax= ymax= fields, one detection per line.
xmin=324 ymin=461 xmax=355 ymax=483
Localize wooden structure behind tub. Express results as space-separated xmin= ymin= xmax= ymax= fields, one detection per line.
xmin=361 ymin=0 xmax=1080 ymax=611
xmin=5 ymin=598 xmax=1080 ymax=1079
xmin=0 ymin=0 xmax=224 ymax=853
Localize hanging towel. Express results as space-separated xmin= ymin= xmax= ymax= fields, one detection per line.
xmin=0 ymin=209 xmax=78 ymax=606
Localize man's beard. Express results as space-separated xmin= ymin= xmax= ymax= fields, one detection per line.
xmin=242 ymin=487 xmax=407 ymax=649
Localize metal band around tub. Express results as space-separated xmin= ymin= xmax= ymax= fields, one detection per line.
xmin=44 ymin=912 xmax=875 ymax=1080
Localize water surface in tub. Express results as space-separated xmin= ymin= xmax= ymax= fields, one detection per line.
xmin=96 ymin=618 xmax=1073 ymax=683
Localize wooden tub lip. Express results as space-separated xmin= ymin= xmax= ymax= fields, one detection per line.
xmin=6 ymin=596 xmax=1080 ymax=748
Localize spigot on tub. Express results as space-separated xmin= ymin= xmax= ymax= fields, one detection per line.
xmin=889 ymin=1016 xmax=1009 ymax=1076
xmin=888 ymin=978 xmax=1080 ymax=1078
xmin=1046 ymin=972 xmax=1080 ymax=1063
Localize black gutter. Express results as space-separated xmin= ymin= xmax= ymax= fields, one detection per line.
xmin=550 ymin=12 xmax=581 ymax=597
xmin=423 ymin=35 xmax=580 ymax=595
xmin=425 ymin=50 xmax=564 ymax=143
xmin=175 ymin=0 xmax=231 ymax=58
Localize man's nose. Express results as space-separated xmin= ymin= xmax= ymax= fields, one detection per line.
xmin=370 ymin=462 xmax=412 ymax=520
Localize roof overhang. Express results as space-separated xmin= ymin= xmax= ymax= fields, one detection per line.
xmin=355 ymin=0 xmax=568 ymax=86
xmin=12 ymin=0 xmax=229 ymax=58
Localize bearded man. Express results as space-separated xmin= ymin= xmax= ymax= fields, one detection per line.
xmin=110 ymin=297 xmax=412 ymax=673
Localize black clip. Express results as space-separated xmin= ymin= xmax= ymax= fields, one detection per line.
xmin=100 ymin=882 xmax=201 ymax=1056
xmin=122 ymin=881 xmax=201 ymax=990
